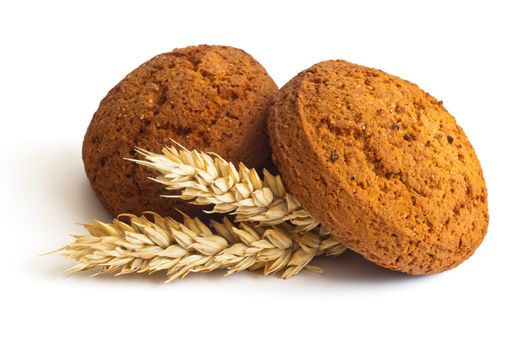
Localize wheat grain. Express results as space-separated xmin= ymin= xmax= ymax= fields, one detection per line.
xmin=57 ymin=212 xmax=344 ymax=282
xmin=130 ymin=143 xmax=320 ymax=231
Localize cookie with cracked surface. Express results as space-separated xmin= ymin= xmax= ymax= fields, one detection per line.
xmin=267 ymin=60 xmax=488 ymax=275
xmin=83 ymin=45 xmax=278 ymax=218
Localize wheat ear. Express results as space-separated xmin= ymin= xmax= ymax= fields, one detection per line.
xmin=129 ymin=144 xmax=320 ymax=232
xmin=56 ymin=212 xmax=346 ymax=282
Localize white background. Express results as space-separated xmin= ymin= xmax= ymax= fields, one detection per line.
xmin=1 ymin=1 xmax=523 ymax=349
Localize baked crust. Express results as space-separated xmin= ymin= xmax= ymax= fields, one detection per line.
xmin=268 ymin=60 xmax=488 ymax=274
xmin=83 ymin=45 xmax=277 ymax=218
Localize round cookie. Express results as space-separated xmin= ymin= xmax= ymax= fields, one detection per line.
xmin=268 ymin=60 xmax=488 ymax=275
xmin=83 ymin=45 xmax=278 ymax=218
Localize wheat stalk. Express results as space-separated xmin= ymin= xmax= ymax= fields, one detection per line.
xmin=130 ymin=143 xmax=320 ymax=232
xmin=56 ymin=212 xmax=346 ymax=282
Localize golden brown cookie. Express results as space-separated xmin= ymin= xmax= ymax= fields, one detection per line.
xmin=83 ymin=45 xmax=278 ymax=218
xmin=267 ymin=60 xmax=488 ymax=275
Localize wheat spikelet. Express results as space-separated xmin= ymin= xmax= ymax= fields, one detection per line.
xmin=130 ymin=143 xmax=320 ymax=232
xmin=56 ymin=212 xmax=345 ymax=282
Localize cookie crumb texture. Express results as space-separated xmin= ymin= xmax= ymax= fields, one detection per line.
xmin=83 ymin=45 xmax=277 ymax=218
xmin=268 ymin=60 xmax=489 ymax=274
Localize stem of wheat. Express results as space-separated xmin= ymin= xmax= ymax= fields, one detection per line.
xmin=130 ymin=143 xmax=320 ymax=232
xmin=56 ymin=212 xmax=346 ymax=282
